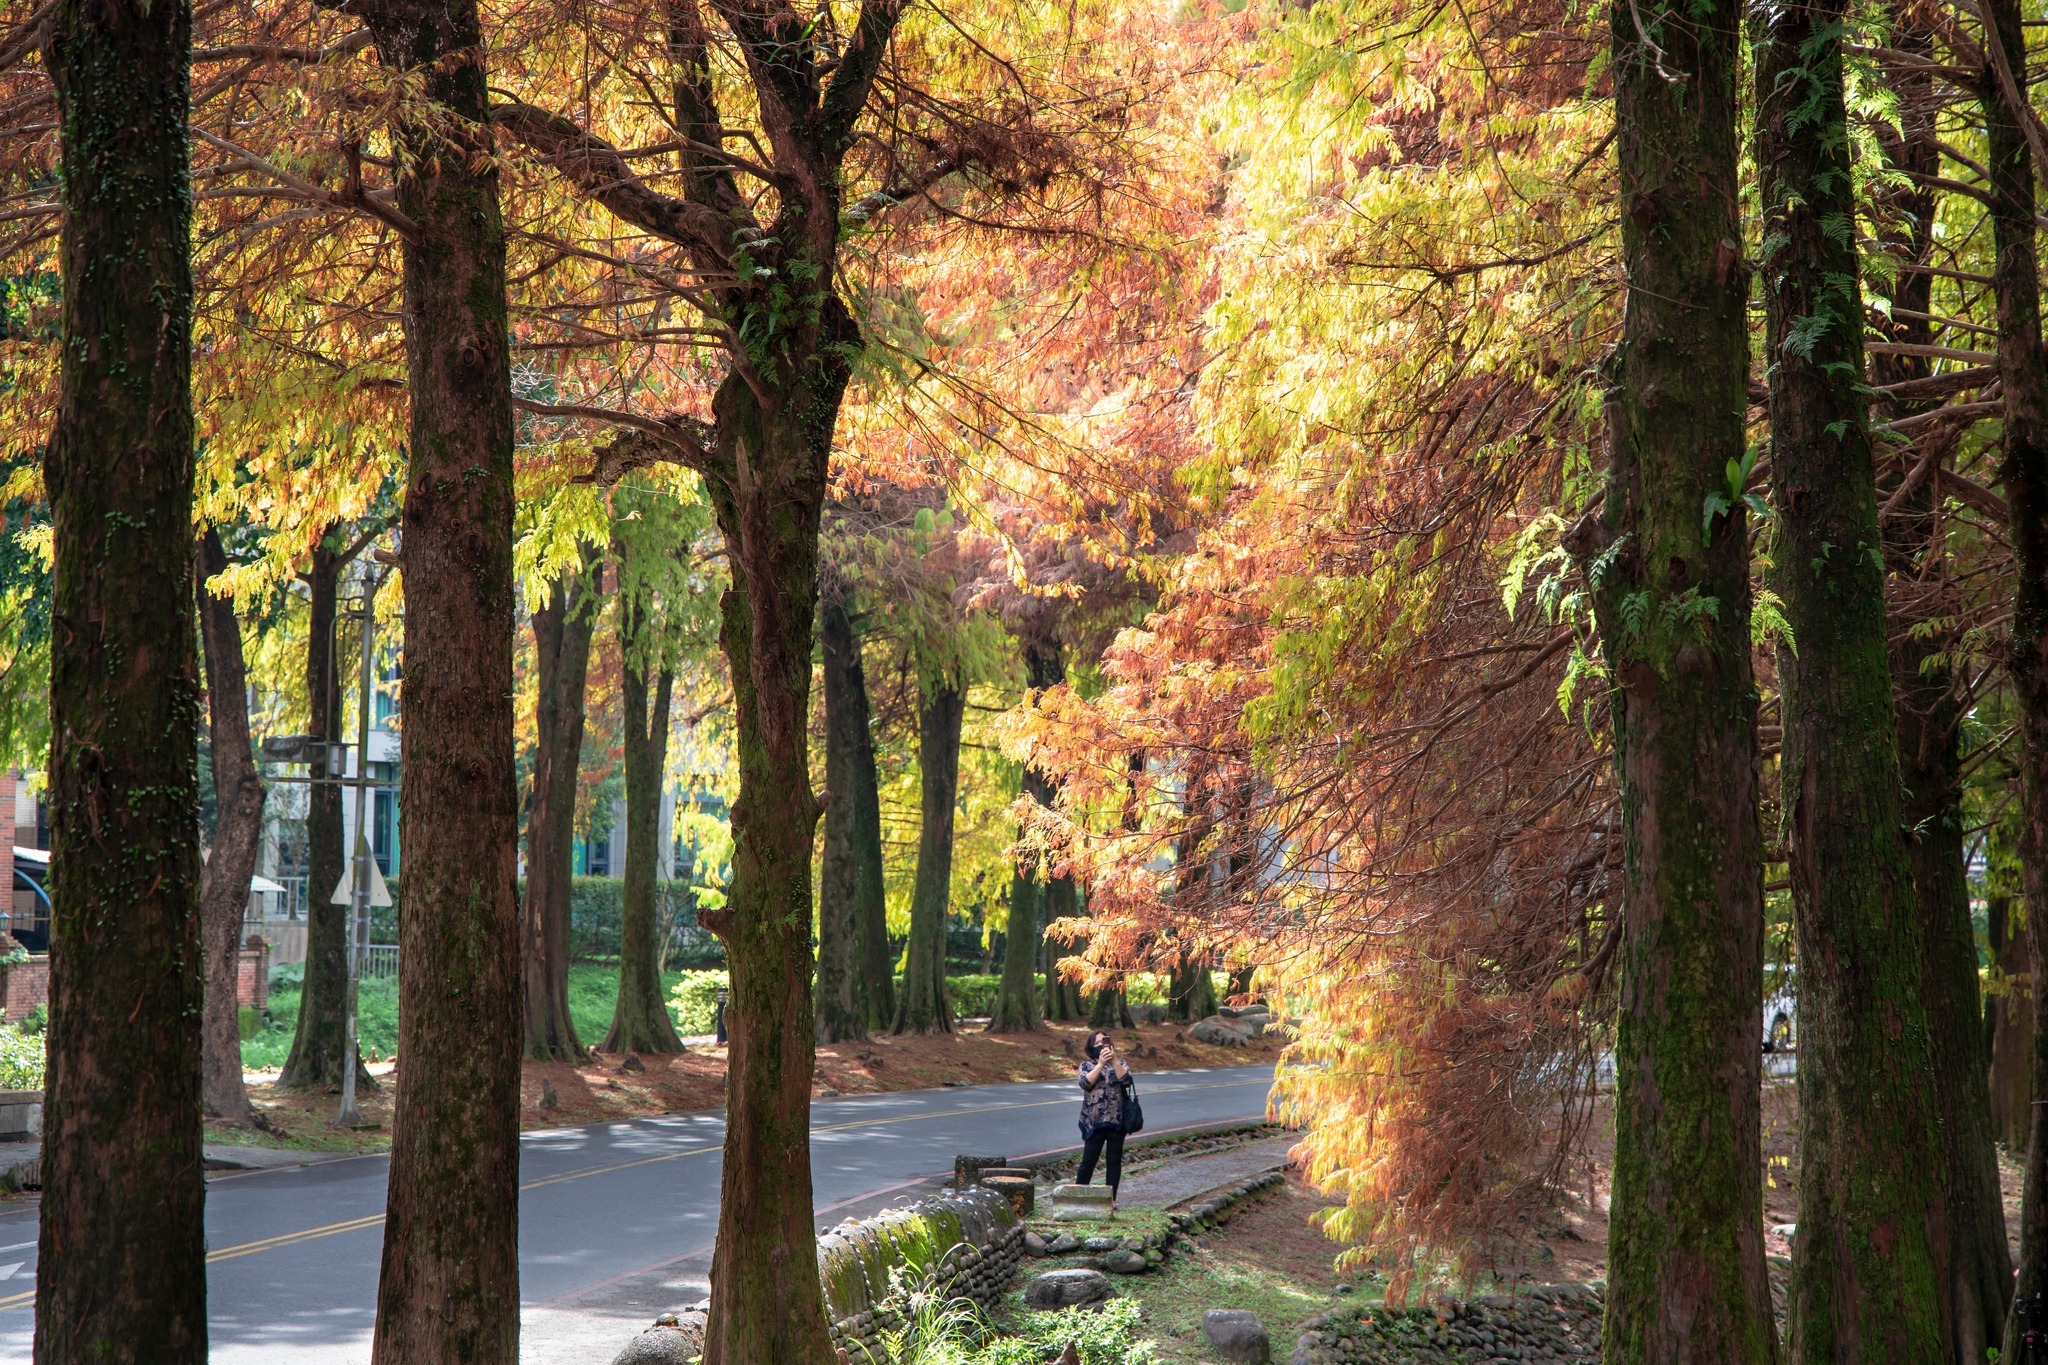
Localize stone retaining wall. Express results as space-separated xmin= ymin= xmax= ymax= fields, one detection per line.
xmin=1290 ymin=1282 xmax=1604 ymax=1365
xmin=818 ymin=1185 xmax=1025 ymax=1362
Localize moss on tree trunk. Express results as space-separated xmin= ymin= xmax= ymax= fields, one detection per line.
xmin=1571 ymin=0 xmax=1776 ymax=1355
xmin=896 ymin=681 xmax=962 ymax=1034
xmin=38 ymin=0 xmax=206 ymax=1350
xmin=1869 ymin=21 xmax=2014 ymax=1348
xmin=697 ymin=359 xmax=846 ymax=1365
xmin=525 ymin=559 xmax=598 ymax=1061
xmin=197 ymin=528 xmax=264 ymax=1124
xmin=1755 ymin=0 xmax=1948 ymax=1350
xmin=364 ymin=0 xmax=522 ymax=1356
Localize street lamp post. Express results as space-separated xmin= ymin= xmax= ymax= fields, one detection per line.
xmin=335 ymin=565 xmax=382 ymax=1128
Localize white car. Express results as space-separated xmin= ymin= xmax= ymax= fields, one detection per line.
xmin=1762 ymin=977 xmax=1795 ymax=1053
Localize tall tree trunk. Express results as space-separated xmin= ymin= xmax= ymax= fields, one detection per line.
xmin=817 ymin=592 xmax=868 ymax=1043
xmin=987 ymin=811 xmax=1041 ymax=1033
xmin=992 ymin=640 xmax=1064 ymax=1033
xmin=1227 ymin=964 xmax=1256 ymax=1004
xmin=1044 ymin=875 xmax=1084 ymax=1022
xmin=1871 ymin=22 xmax=2013 ymax=1350
xmin=1979 ymin=0 xmax=2048 ymax=1341
xmin=1167 ymin=784 xmax=1218 ymax=1025
xmin=1089 ymin=984 xmax=1134 ymax=1030
xmin=364 ymin=0 xmax=521 ymax=1357
xmin=1169 ymin=954 xmax=1216 ymax=1024
xmin=279 ymin=533 xmax=355 ymax=1089
xmin=896 ymin=681 xmax=962 ymax=1034
xmin=605 ymin=582 xmax=681 ymax=1054
xmin=1991 ymin=896 xmax=2034 ymax=1149
xmin=696 ymin=360 xmax=849 ymax=1365
xmin=37 ymin=0 xmax=205 ymax=1350
xmin=524 ymin=558 xmax=598 ymax=1061
xmin=1568 ymin=0 xmax=1776 ymax=1352
xmin=197 ymin=528 xmax=264 ymax=1124
xmin=1756 ymin=0 xmax=1948 ymax=1350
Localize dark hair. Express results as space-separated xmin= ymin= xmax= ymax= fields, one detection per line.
xmin=1085 ymin=1031 xmax=1111 ymax=1060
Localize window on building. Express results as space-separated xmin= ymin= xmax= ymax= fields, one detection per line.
xmin=369 ymin=762 xmax=398 ymax=876
xmin=373 ymin=664 xmax=400 ymax=729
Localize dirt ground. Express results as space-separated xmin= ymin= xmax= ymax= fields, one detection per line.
xmin=209 ymin=1019 xmax=1285 ymax=1153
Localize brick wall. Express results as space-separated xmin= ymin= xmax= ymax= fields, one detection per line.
xmin=0 ymin=957 xmax=43 ymax=1020
xmin=0 ymin=936 xmax=269 ymax=1024
xmin=236 ymin=935 xmax=269 ymax=1013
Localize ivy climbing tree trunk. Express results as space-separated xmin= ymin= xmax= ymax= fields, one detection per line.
xmin=280 ymin=532 xmax=353 ymax=1090
xmin=1566 ymin=0 xmax=1776 ymax=1353
xmin=525 ymin=558 xmax=598 ymax=1061
xmin=897 ymin=680 xmax=962 ymax=1034
xmin=1977 ymin=0 xmax=2048 ymax=1343
xmin=37 ymin=0 xmax=206 ymax=1349
xmin=817 ymin=591 xmax=869 ymax=1043
xmin=363 ymin=0 xmax=522 ymax=1356
xmin=1755 ymin=0 xmax=1947 ymax=1351
xmin=197 ymin=528 xmax=264 ymax=1124
xmin=1870 ymin=18 xmax=2012 ymax=1350
xmin=605 ymin=576 xmax=681 ymax=1054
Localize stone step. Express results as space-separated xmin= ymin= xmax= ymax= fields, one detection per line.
xmin=1048 ymin=1182 xmax=1115 ymax=1221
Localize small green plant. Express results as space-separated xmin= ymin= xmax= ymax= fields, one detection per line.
xmin=0 ymin=1024 xmax=45 ymax=1090
xmin=963 ymin=1300 xmax=1154 ymax=1365
xmin=16 ymin=1004 xmax=45 ymax=1035
xmin=873 ymin=1270 xmax=985 ymax=1365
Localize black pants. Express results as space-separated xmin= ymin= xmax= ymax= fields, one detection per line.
xmin=1078 ymin=1128 xmax=1126 ymax=1195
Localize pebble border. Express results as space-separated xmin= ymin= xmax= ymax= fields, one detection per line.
xmin=1290 ymin=1282 xmax=1606 ymax=1365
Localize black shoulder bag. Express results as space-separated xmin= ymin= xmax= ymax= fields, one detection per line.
xmin=1119 ymin=1074 xmax=1144 ymax=1134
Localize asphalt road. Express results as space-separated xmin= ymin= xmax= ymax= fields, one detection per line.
xmin=0 ymin=1062 xmax=1276 ymax=1363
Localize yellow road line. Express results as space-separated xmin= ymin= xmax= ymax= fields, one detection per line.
xmin=208 ymin=1212 xmax=388 ymax=1263
xmin=0 ymin=1073 xmax=1272 ymax=1311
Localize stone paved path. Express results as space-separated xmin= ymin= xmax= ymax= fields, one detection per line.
xmin=1113 ymin=1133 xmax=1296 ymax=1209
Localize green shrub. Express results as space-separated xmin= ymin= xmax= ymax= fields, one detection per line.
xmin=0 ymin=1026 xmax=44 ymax=1090
xmin=14 ymin=1004 xmax=44 ymax=1036
xmin=667 ymin=970 xmax=728 ymax=1034
xmin=947 ymin=975 xmax=1001 ymax=1019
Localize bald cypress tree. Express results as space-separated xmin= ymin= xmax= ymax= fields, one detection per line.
xmin=1570 ymin=0 xmax=1776 ymax=1352
xmin=37 ymin=0 xmax=205 ymax=1352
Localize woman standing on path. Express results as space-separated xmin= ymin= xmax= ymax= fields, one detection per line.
xmin=1077 ymin=1030 xmax=1134 ymax=1216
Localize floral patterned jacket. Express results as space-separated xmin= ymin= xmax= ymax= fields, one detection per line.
xmin=1078 ymin=1060 xmax=1133 ymax=1136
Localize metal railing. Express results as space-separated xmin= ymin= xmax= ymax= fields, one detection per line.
xmin=361 ymin=944 xmax=399 ymax=981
